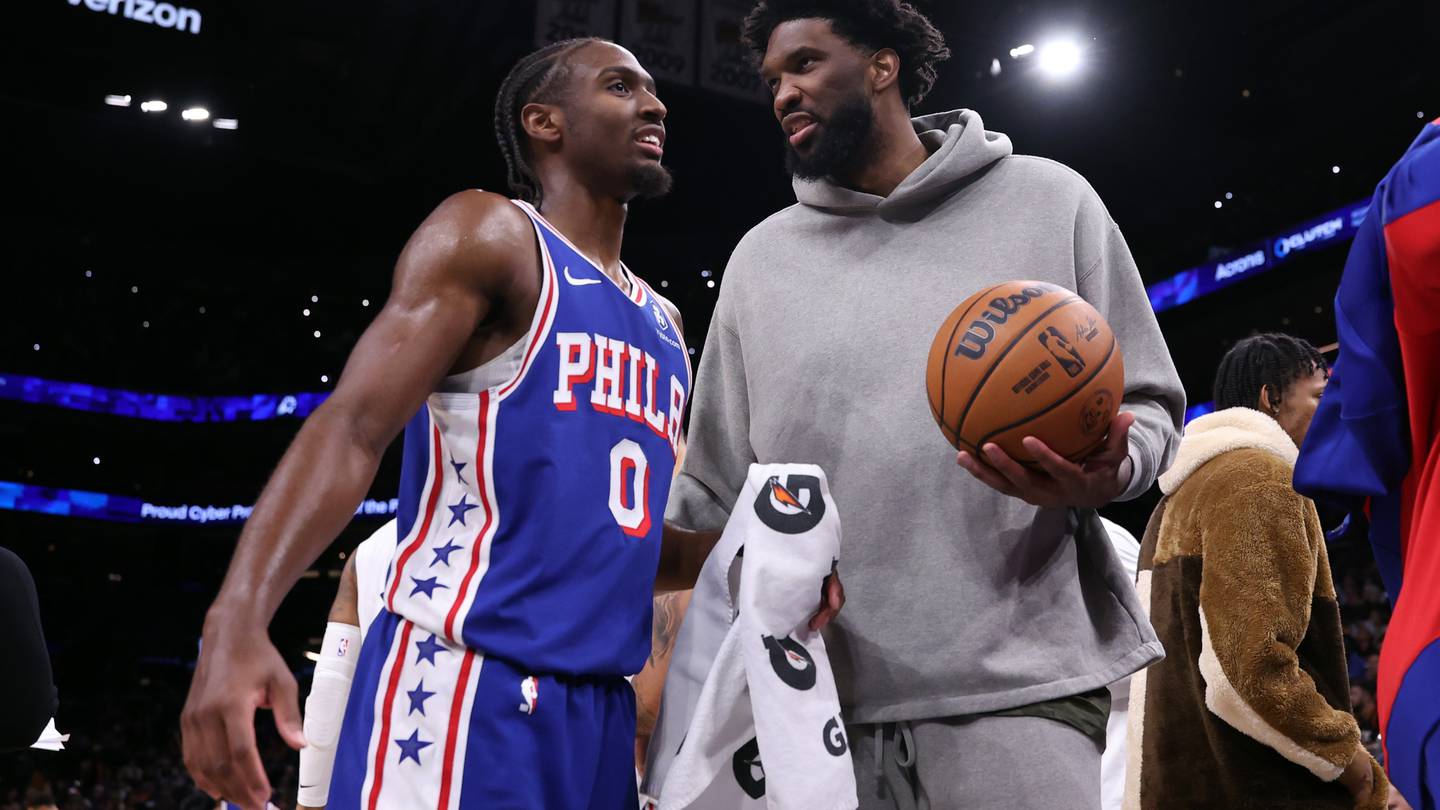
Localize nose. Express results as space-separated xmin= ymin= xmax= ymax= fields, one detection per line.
xmin=640 ymin=88 xmax=667 ymax=122
xmin=773 ymin=80 xmax=801 ymax=123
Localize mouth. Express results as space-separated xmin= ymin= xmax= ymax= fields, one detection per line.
xmin=782 ymin=113 xmax=819 ymax=149
xmin=634 ymin=127 xmax=665 ymax=159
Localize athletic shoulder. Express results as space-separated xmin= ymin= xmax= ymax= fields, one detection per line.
xmin=395 ymin=190 xmax=535 ymax=297
xmin=425 ymin=189 xmax=534 ymax=257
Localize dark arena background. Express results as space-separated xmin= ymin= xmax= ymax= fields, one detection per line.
xmin=0 ymin=1 xmax=1430 ymax=807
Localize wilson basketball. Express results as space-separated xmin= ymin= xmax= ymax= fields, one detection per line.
xmin=926 ymin=280 xmax=1124 ymax=465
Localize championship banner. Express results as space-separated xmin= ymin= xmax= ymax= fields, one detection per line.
xmin=620 ymin=0 xmax=697 ymax=86
xmin=535 ymin=0 xmax=617 ymax=48
xmin=698 ymin=0 xmax=767 ymax=103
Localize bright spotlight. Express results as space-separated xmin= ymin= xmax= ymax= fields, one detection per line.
xmin=105 ymin=94 xmax=132 ymax=107
xmin=1038 ymin=40 xmax=1083 ymax=79
xmin=213 ymin=118 xmax=239 ymax=130
xmin=140 ymin=100 xmax=168 ymax=113
xmin=181 ymin=107 xmax=210 ymax=122
xmin=1009 ymin=44 xmax=1035 ymax=59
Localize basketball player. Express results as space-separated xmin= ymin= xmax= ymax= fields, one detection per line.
xmin=663 ymin=1 xmax=1183 ymax=807
xmin=296 ymin=520 xmax=394 ymax=810
xmin=181 ymin=39 xmax=842 ymax=810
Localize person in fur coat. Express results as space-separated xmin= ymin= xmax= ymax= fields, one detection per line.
xmin=1126 ymin=333 xmax=1390 ymax=809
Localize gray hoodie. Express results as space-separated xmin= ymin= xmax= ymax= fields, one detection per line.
xmin=667 ymin=109 xmax=1184 ymax=723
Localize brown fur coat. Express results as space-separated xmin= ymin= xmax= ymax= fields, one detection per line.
xmin=1124 ymin=407 xmax=1388 ymax=809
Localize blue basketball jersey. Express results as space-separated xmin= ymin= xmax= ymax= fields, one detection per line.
xmin=381 ymin=198 xmax=690 ymax=677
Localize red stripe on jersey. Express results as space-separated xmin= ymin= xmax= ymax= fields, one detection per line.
xmin=444 ymin=391 xmax=495 ymax=642
xmin=498 ymin=257 xmax=557 ymax=398
xmin=387 ymin=422 xmax=444 ymax=611
xmin=367 ymin=619 xmax=416 ymax=810
xmin=435 ymin=648 xmax=479 ymax=809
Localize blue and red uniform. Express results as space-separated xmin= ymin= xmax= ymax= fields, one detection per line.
xmin=330 ymin=198 xmax=690 ymax=809
xmin=1294 ymin=120 xmax=1440 ymax=810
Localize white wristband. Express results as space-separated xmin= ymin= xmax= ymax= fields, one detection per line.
xmin=298 ymin=622 xmax=361 ymax=807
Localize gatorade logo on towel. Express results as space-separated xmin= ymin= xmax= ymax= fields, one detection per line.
xmin=762 ymin=635 xmax=817 ymax=690
xmin=754 ymin=475 xmax=825 ymax=534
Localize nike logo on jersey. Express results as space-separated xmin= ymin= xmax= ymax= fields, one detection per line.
xmin=563 ymin=266 xmax=602 ymax=286
xmin=553 ymin=331 xmax=686 ymax=456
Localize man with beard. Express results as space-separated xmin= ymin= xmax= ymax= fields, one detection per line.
xmin=663 ymin=1 xmax=1184 ymax=807
xmin=179 ymin=39 xmax=845 ymax=810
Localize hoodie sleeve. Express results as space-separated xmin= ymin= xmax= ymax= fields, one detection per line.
xmin=1193 ymin=459 xmax=1363 ymax=782
xmin=664 ymin=255 xmax=757 ymax=531
xmin=1074 ymin=193 xmax=1185 ymax=501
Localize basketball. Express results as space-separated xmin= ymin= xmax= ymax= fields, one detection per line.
xmin=926 ymin=280 xmax=1124 ymax=465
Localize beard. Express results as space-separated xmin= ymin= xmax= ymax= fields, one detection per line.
xmin=628 ymin=160 xmax=673 ymax=200
xmin=784 ymin=93 xmax=876 ymax=181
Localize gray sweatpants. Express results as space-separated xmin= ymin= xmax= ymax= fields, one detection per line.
xmin=849 ymin=714 xmax=1102 ymax=809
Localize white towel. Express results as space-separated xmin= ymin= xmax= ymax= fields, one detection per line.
xmin=30 ymin=716 xmax=68 ymax=751
xmin=642 ymin=464 xmax=857 ymax=810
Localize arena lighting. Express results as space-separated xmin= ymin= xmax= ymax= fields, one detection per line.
xmin=104 ymin=94 xmax=132 ymax=107
xmin=1225 ymin=192 xmax=1233 ymax=200
xmin=212 ymin=118 xmax=238 ymax=130
xmin=1037 ymin=39 xmax=1083 ymax=79
xmin=313 ymin=330 xmax=322 ymax=338
xmin=1332 ymin=165 xmax=1341 ymax=174
xmin=139 ymin=99 xmax=167 ymax=113
xmin=92 ymin=457 xmax=101 ymax=465
xmin=361 ymin=298 xmax=370 ymax=307
xmin=320 ymin=375 xmax=329 ymax=383
xmin=303 ymin=308 xmax=311 ymax=316
xmin=1009 ymin=43 xmax=1035 ymax=59
xmin=1214 ymin=201 xmax=1223 ymax=209
xmin=707 ymin=280 xmax=716 ymax=288
xmin=305 ymin=651 xmax=322 ymax=663
xmin=180 ymin=107 xmax=210 ymax=122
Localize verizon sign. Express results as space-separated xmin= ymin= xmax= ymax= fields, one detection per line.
xmin=67 ymin=0 xmax=202 ymax=35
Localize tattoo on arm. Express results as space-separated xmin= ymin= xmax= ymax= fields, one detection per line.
xmin=635 ymin=590 xmax=692 ymax=738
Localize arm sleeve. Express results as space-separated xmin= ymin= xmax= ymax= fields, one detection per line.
xmin=1075 ymin=200 xmax=1186 ymax=501
xmin=0 ymin=546 xmax=57 ymax=751
xmin=664 ymin=269 xmax=757 ymax=532
xmin=1194 ymin=472 xmax=1361 ymax=781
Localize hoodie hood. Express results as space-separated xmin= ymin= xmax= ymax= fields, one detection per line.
xmin=1158 ymin=407 xmax=1299 ymax=494
xmin=792 ymin=108 xmax=1013 ymax=219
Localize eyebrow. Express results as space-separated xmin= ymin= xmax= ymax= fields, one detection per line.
xmin=599 ymin=66 xmax=656 ymax=95
xmin=760 ymin=46 xmax=823 ymax=79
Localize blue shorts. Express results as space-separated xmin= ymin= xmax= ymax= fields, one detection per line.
xmin=330 ymin=610 xmax=639 ymax=809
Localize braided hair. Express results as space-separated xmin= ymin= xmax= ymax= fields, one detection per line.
xmin=741 ymin=0 xmax=951 ymax=108
xmin=1212 ymin=333 xmax=1327 ymax=412
xmin=493 ymin=38 xmax=607 ymax=208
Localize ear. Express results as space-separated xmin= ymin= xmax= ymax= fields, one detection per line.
xmin=869 ymin=48 xmax=901 ymax=96
xmin=520 ymin=102 xmax=564 ymax=149
xmin=1258 ymin=383 xmax=1281 ymax=414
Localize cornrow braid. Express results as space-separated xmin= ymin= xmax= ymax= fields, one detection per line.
xmin=493 ymin=37 xmax=607 ymax=208
xmin=1212 ymin=332 xmax=1327 ymax=412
